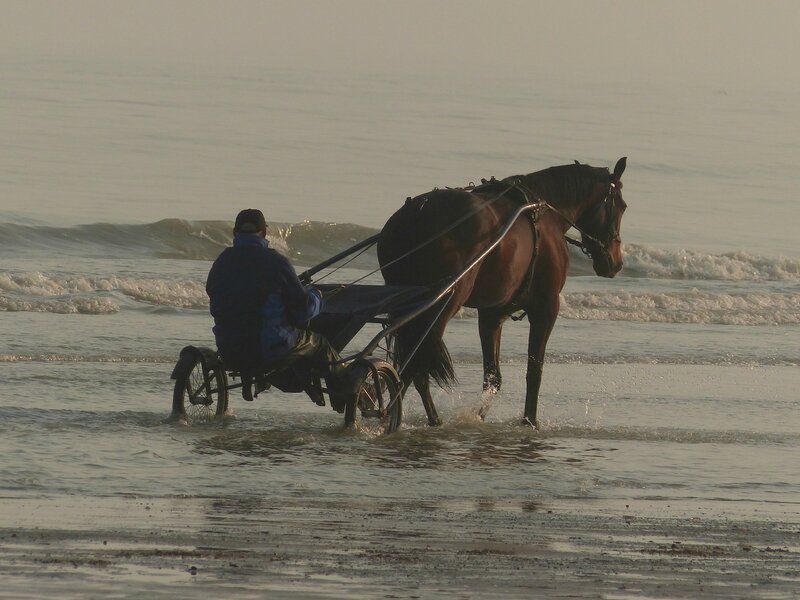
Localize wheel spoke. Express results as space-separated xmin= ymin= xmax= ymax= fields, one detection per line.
xmin=347 ymin=361 xmax=401 ymax=434
xmin=172 ymin=357 xmax=227 ymax=425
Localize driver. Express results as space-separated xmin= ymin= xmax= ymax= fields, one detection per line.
xmin=206 ymin=208 xmax=341 ymax=402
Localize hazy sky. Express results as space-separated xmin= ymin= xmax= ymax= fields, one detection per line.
xmin=3 ymin=0 xmax=799 ymax=87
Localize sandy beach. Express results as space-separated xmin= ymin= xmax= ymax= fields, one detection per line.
xmin=2 ymin=494 xmax=798 ymax=599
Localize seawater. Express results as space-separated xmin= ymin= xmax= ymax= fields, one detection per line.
xmin=1 ymin=57 xmax=798 ymax=526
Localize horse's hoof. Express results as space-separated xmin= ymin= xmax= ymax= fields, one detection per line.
xmin=428 ymin=417 xmax=442 ymax=427
xmin=522 ymin=417 xmax=539 ymax=430
xmin=164 ymin=412 xmax=187 ymax=426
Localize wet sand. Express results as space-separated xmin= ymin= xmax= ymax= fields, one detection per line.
xmin=1 ymin=495 xmax=797 ymax=599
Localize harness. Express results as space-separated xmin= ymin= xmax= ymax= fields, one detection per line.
xmin=473 ymin=177 xmax=542 ymax=319
xmin=500 ymin=177 xmax=622 ymax=320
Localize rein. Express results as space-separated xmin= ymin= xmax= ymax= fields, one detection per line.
xmin=308 ymin=181 xmax=520 ymax=295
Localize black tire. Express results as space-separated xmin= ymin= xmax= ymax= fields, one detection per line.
xmin=345 ymin=360 xmax=402 ymax=434
xmin=170 ymin=353 xmax=228 ymax=424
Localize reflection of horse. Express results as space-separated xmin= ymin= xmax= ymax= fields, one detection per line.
xmin=378 ymin=158 xmax=628 ymax=428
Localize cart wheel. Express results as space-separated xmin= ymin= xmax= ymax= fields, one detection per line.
xmin=170 ymin=353 xmax=228 ymax=424
xmin=345 ymin=359 xmax=402 ymax=434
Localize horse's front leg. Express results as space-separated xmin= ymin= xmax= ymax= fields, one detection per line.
xmin=478 ymin=308 xmax=508 ymax=391
xmin=477 ymin=308 xmax=508 ymax=420
xmin=523 ymin=296 xmax=559 ymax=429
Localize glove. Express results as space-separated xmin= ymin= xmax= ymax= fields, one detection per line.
xmin=307 ymin=287 xmax=323 ymax=318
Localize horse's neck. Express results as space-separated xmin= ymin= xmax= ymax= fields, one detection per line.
xmin=521 ymin=168 xmax=596 ymax=226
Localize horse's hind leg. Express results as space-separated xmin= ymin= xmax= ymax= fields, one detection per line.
xmin=410 ymin=296 xmax=465 ymax=427
xmin=413 ymin=374 xmax=442 ymax=426
xmin=398 ymin=372 xmax=441 ymax=427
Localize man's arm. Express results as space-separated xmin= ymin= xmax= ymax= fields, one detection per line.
xmin=275 ymin=255 xmax=322 ymax=326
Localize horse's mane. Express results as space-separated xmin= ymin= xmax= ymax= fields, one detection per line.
xmin=512 ymin=163 xmax=609 ymax=206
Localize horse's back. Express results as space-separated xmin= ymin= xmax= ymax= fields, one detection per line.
xmin=378 ymin=189 xmax=493 ymax=286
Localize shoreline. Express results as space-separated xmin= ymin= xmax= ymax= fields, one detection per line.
xmin=2 ymin=495 xmax=798 ymax=599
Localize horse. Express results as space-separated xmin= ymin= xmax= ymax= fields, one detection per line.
xmin=377 ymin=157 xmax=627 ymax=428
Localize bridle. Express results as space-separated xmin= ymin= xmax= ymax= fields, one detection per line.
xmin=560 ymin=181 xmax=624 ymax=262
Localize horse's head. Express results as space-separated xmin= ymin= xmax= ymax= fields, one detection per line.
xmin=577 ymin=157 xmax=627 ymax=278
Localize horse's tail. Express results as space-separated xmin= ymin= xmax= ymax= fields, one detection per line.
xmin=378 ymin=190 xmax=463 ymax=387
xmin=389 ymin=301 xmax=456 ymax=388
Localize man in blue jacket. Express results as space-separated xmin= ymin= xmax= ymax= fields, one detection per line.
xmin=206 ymin=209 xmax=339 ymax=401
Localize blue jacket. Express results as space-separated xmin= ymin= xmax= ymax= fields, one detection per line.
xmin=206 ymin=234 xmax=322 ymax=370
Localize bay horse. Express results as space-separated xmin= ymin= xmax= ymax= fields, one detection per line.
xmin=377 ymin=158 xmax=627 ymax=428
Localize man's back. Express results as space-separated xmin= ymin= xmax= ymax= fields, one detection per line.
xmin=206 ymin=234 xmax=311 ymax=371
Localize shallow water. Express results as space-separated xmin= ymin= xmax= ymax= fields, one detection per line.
xmin=4 ymin=356 xmax=798 ymax=509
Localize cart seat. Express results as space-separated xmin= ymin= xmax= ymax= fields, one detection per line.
xmin=311 ymin=284 xmax=432 ymax=351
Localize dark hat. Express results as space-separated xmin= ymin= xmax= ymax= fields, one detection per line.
xmin=233 ymin=208 xmax=267 ymax=233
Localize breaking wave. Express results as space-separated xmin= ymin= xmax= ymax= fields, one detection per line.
xmin=451 ymin=286 xmax=799 ymax=326
xmin=622 ymin=244 xmax=800 ymax=282
xmin=2 ymin=220 xmax=799 ymax=325
xmin=0 ymin=219 xmax=233 ymax=261
xmin=2 ymin=269 xmax=798 ymax=327
xmin=1 ymin=219 xmax=798 ymax=281
xmin=0 ymin=296 xmax=119 ymax=315
xmin=0 ymin=272 xmax=206 ymax=313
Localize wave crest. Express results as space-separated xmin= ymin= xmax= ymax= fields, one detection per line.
xmin=0 ymin=219 xmax=380 ymax=262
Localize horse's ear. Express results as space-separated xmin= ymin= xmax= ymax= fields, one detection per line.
xmin=574 ymin=160 xmax=581 ymax=165
xmin=612 ymin=157 xmax=627 ymax=181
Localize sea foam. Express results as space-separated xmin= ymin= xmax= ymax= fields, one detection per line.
xmin=0 ymin=272 xmax=206 ymax=312
xmin=560 ymin=289 xmax=800 ymax=325
xmin=622 ymin=244 xmax=800 ymax=281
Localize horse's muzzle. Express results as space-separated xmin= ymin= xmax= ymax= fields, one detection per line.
xmin=593 ymin=254 xmax=623 ymax=278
